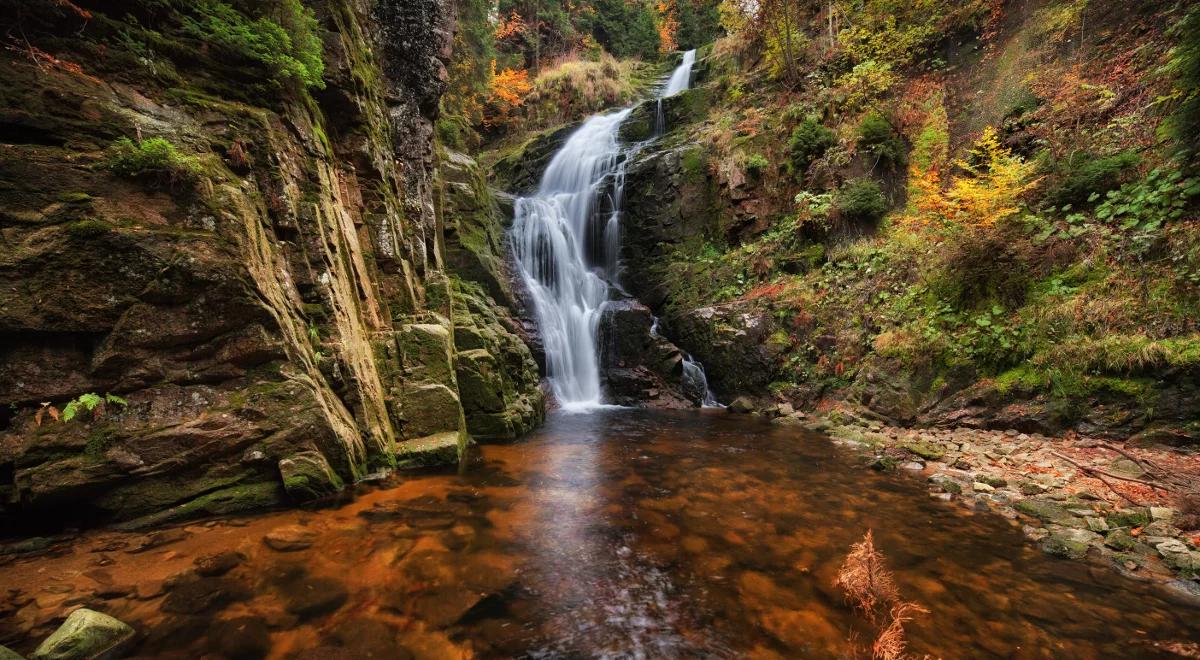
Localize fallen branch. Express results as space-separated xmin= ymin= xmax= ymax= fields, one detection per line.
xmin=1051 ymin=450 xmax=1172 ymax=506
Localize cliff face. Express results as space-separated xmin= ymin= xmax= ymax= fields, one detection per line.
xmin=0 ymin=0 xmax=543 ymax=530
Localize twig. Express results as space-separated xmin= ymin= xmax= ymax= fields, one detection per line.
xmin=1051 ymin=450 xmax=1170 ymax=507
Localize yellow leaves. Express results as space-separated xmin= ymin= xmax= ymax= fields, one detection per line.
xmin=899 ymin=126 xmax=1041 ymax=229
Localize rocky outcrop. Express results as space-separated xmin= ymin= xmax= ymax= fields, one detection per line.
xmin=668 ymin=304 xmax=784 ymax=397
xmin=0 ymin=0 xmax=540 ymax=530
xmin=437 ymin=148 xmax=546 ymax=439
xmin=597 ymin=299 xmax=693 ymax=407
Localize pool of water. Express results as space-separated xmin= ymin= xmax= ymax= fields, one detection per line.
xmin=1 ymin=409 xmax=1197 ymax=658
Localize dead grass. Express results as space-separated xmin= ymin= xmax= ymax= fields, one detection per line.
xmin=836 ymin=531 xmax=929 ymax=660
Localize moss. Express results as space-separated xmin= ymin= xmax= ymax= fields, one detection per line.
xmin=56 ymin=192 xmax=93 ymax=203
xmin=681 ymin=146 xmax=707 ymax=177
xmin=112 ymin=481 xmax=285 ymax=531
xmin=902 ymin=440 xmax=945 ymax=461
xmin=66 ymin=220 xmax=113 ymax=239
xmin=82 ymin=427 xmax=119 ymax=459
xmin=1106 ymin=508 xmax=1151 ymax=529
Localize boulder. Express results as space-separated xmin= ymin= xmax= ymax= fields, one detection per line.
xmin=1040 ymin=528 xmax=1099 ymax=559
xmin=728 ymin=396 xmax=756 ymax=414
xmin=30 ymin=608 xmax=135 ymax=660
xmin=279 ymin=452 xmax=344 ymax=502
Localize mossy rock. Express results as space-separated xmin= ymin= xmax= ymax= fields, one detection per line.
xmin=398 ymin=323 xmax=455 ymax=386
xmin=278 ymin=451 xmax=344 ymax=502
xmin=398 ymin=382 xmax=463 ymax=439
xmin=1015 ymin=499 xmax=1078 ymax=526
xmin=30 ymin=608 xmax=135 ymax=660
xmin=902 ymin=440 xmax=945 ymax=461
xmin=1040 ymin=528 xmax=1098 ymax=560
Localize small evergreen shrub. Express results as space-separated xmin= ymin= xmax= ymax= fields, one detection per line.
xmin=182 ymin=0 xmax=325 ymax=90
xmin=788 ymin=117 xmax=837 ymax=175
xmin=857 ymin=111 xmax=905 ymax=169
xmin=745 ymin=153 xmax=770 ymax=177
xmin=104 ymin=137 xmax=199 ymax=182
xmin=1049 ymin=151 xmax=1139 ymax=208
xmin=834 ymin=178 xmax=888 ymax=224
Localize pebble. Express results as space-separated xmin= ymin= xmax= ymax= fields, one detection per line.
xmin=263 ymin=526 xmax=318 ymax=552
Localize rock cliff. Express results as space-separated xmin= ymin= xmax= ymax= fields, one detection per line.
xmin=0 ymin=0 xmax=543 ymax=530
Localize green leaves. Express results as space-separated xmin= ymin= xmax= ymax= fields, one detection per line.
xmin=59 ymin=393 xmax=128 ymax=423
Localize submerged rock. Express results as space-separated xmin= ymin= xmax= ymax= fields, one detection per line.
xmin=263 ymin=526 xmax=318 ymax=552
xmin=30 ymin=608 xmax=134 ymax=660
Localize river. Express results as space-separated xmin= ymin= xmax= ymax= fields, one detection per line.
xmin=1 ymin=409 xmax=1196 ymax=658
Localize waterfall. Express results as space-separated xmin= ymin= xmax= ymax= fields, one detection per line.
xmin=656 ymin=49 xmax=696 ymax=135
xmin=681 ymin=355 xmax=721 ymax=408
xmin=512 ymin=50 xmax=698 ymax=409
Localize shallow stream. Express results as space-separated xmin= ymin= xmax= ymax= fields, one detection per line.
xmin=2 ymin=409 xmax=1197 ymax=658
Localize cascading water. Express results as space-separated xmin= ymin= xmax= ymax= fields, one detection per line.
xmin=656 ymin=49 xmax=696 ymax=135
xmin=681 ymin=355 xmax=721 ymax=408
xmin=512 ymin=50 xmax=702 ymax=408
xmin=511 ymin=109 xmax=630 ymax=407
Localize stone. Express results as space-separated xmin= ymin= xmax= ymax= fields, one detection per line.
xmin=194 ymin=551 xmax=244 ymax=577
xmin=1016 ymin=499 xmax=1078 ymax=526
xmin=902 ymin=440 xmax=945 ymax=461
xmin=972 ymin=482 xmax=995 ymax=493
xmin=0 ymin=646 xmax=22 ymax=660
xmin=394 ymin=432 xmax=462 ymax=470
xmin=728 ymin=396 xmax=756 ymax=414
xmin=777 ymin=403 xmax=795 ymax=416
xmin=263 ymin=526 xmax=317 ymax=552
xmin=30 ymin=608 xmax=135 ymax=660
xmin=1085 ymin=517 xmax=1110 ymax=533
xmin=1155 ymin=539 xmax=1199 ymax=571
xmin=160 ymin=576 xmax=249 ymax=615
xmin=280 ymin=576 xmax=349 ymax=619
xmin=900 ymin=461 xmax=925 ymax=471
xmin=398 ymin=383 xmax=463 ymax=438
xmin=279 ymin=452 xmax=344 ymax=502
xmin=1040 ymin=528 xmax=1098 ymax=559
xmin=1150 ymin=506 xmax=1175 ymax=522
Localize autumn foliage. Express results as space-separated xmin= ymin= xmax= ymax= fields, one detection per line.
xmin=656 ymin=0 xmax=680 ymax=54
xmin=485 ymin=60 xmax=533 ymax=126
xmin=901 ymin=126 xmax=1040 ymax=229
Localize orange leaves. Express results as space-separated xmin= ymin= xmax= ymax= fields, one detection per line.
xmin=4 ymin=38 xmax=102 ymax=85
xmin=34 ymin=403 xmax=59 ymax=427
xmin=656 ymin=0 xmax=680 ymax=54
xmin=484 ymin=60 xmax=533 ymax=127
xmin=488 ymin=61 xmax=532 ymax=108
xmin=495 ymin=10 xmax=527 ymax=42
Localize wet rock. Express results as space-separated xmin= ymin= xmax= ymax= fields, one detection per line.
xmin=160 ymin=576 xmax=249 ymax=615
xmin=727 ymin=396 xmax=756 ymax=414
xmin=30 ymin=608 xmax=135 ymax=660
xmin=1015 ymin=499 xmax=1078 ymax=526
xmin=125 ymin=529 xmax=190 ymax=554
xmin=279 ymin=452 xmax=344 ymax=502
xmin=972 ymin=482 xmax=995 ymax=493
xmin=326 ymin=618 xmax=411 ymax=659
xmin=928 ymin=474 xmax=962 ymax=494
xmin=1040 ymin=528 xmax=1099 ymax=559
xmin=209 ymin=616 xmax=271 ymax=660
xmin=263 ymin=526 xmax=317 ymax=552
xmin=194 ymin=551 xmax=245 ymax=577
xmin=1085 ymin=517 xmax=1109 ymax=533
xmin=280 ymin=576 xmax=348 ymax=619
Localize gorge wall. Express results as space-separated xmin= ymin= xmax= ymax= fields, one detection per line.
xmin=0 ymin=0 xmax=543 ymax=530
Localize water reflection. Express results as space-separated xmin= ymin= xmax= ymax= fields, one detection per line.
xmin=0 ymin=409 xmax=1197 ymax=659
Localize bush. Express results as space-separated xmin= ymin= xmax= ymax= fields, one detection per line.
xmin=834 ymin=178 xmax=888 ymax=224
xmin=745 ymin=153 xmax=770 ymax=177
xmin=857 ymin=111 xmax=906 ymax=169
xmin=788 ymin=117 xmax=837 ymax=175
xmin=182 ymin=0 xmax=325 ymax=90
xmin=104 ymin=137 xmax=199 ymax=182
xmin=1048 ymin=151 xmax=1139 ymax=208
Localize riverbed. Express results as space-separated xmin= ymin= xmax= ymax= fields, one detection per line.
xmin=2 ymin=409 xmax=1197 ymax=658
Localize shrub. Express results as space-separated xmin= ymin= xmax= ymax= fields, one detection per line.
xmin=788 ymin=117 xmax=836 ymax=175
xmin=104 ymin=137 xmax=199 ymax=182
xmin=857 ymin=111 xmax=905 ymax=169
xmin=1048 ymin=151 xmax=1139 ymax=208
xmin=745 ymin=152 xmax=770 ymax=177
xmin=181 ymin=0 xmax=325 ymax=90
xmin=834 ymin=178 xmax=888 ymax=224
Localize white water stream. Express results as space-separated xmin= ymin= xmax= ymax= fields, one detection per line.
xmin=512 ymin=51 xmax=709 ymax=408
